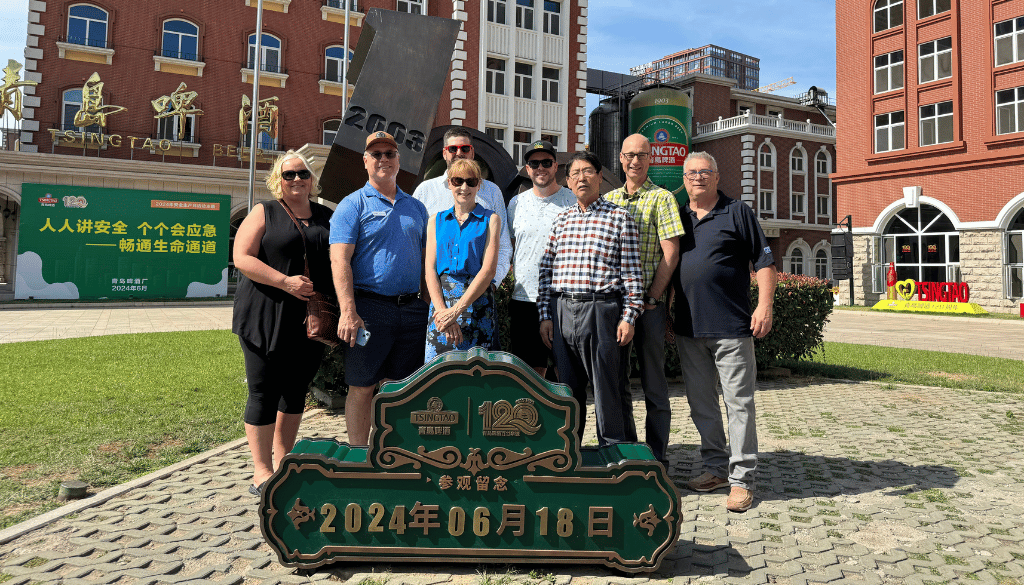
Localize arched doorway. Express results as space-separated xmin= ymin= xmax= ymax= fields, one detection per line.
xmin=879 ymin=204 xmax=959 ymax=283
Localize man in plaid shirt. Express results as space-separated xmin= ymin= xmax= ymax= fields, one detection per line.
xmin=538 ymin=151 xmax=644 ymax=449
xmin=606 ymin=134 xmax=684 ymax=468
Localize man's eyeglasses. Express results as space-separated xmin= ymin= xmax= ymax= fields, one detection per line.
xmin=526 ymin=159 xmax=555 ymax=169
xmin=683 ymin=169 xmax=715 ymax=180
xmin=621 ymin=152 xmax=650 ymax=162
xmin=568 ymin=168 xmax=598 ymax=180
xmin=281 ymin=169 xmax=311 ymax=181
xmin=449 ymin=176 xmax=481 ymax=188
xmin=445 ymin=145 xmax=473 ymax=154
xmin=367 ymin=150 xmax=399 ymax=160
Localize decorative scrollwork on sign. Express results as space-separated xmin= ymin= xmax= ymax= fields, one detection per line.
xmin=633 ymin=504 xmax=661 ymax=537
xmin=487 ymin=448 xmax=571 ymax=473
xmin=287 ymin=499 xmax=315 ymax=530
xmin=376 ymin=445 xmax=462 ymax=470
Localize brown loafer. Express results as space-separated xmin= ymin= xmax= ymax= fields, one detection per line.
xmin=726 ymin=486 xmax=753 ymax=512
xmin=686 ymin=471 xmax=729 ymax=492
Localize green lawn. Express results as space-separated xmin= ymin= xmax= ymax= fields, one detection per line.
xmin=0 ymin=330 xmax=247 ymax=529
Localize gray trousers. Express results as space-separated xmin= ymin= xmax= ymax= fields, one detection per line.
xmin=675 ymin=335 xmax=758 ymax=489
xmin=620 ymin=303 xmax=671 ymax=465
xmin=551 ymin=296 xmax=631 ymax=447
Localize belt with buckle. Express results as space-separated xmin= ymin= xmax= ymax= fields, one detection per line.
xmin=355 ymin=289 xmax=420 ymax=305
xmin=559 ymin=292 xmax=622 ymax=302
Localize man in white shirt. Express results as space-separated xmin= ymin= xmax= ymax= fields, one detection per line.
xmin=506 ymin=140 xmax=575 ymax=376
xmin=412 ymin=127 xmax=512 ymax=288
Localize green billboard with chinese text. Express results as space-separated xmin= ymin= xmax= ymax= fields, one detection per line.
xmin=16 ymin=183 xmax=230 ymax=300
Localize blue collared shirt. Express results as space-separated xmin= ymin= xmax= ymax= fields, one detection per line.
xmin=434 ymin=203 xmax=494 ymax=279
xmin=329 ymin=182 xmax=428 ymax=296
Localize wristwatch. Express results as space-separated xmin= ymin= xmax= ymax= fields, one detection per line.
xmin=644 ymin=295 xmax=659 ymax=306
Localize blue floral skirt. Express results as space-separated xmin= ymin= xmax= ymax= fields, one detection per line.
xmin=425 ymin=273 xmax=498 ymax=362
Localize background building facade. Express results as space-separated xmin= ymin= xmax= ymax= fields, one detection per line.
xmin=630 ymin=45 xmax=760 ymax=91
xmin=834 ymin=0 xmax=1024 ymax=313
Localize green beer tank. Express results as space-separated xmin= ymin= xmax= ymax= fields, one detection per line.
xmin=628 ymin=86 xmax=692 ymax=206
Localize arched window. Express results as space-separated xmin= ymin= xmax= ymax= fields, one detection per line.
xmin=788 ymin=248 xmax=805 ymax=275
xmin=162 ymin=19 xmax=199 ymax=61
xmin=815 ymin=149 xmax=832 ymax=218
xmin=67 ymin=4 xmax=108 ymax=48
xmin=324 ymin=46 xmax=353 ymax=83
xmin=790 ymin=145 xmax=807 ymax=218
xmin=879 ymin=204 xmax=959 ymax=285
xmin=61 ymin=88 xmax=100 ymax=133
xmin=815 ymin=249 xmax=829 ymax=280
xmin=1004 ymin=207 xmax=1024 ymax=298
xmin=757 ymin=140 xmax=776 ymax=218
xmin=323 ymin=119 xmax=341 ymax=145
xmin=873 ymin=0 xmax=903 ymax=33
xmin=248 ymin=33 xmax=281 ymax=73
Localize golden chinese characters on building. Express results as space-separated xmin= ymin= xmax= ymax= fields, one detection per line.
xmin=151 ymin=82 xmax=204 ymax=141
xmin=73 ymin=72 xmax=127 ymax=129
xmin=239 ymin=95 xmax=279 ymax=139
xmin=1 ymin=60 xmax=38 ymax=122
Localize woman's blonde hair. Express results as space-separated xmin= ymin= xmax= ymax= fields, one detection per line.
xmin=266 ymin=150 xmax=321 ymax=199
xmin=447 ymin=158 xmax=482 ymax=182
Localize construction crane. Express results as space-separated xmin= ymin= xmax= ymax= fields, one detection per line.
xmin=755 ymin=76 xmax=795 ymax=93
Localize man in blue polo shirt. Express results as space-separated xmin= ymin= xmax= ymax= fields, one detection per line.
xmin=330 ymin=131 xmax=429 ymax=446
xmin=672 ymin=151 xmax=777 ymax=513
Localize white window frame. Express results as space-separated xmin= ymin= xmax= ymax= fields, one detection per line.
xmin=67 ymin=4 xmax=108 ymax=48
xmin=325 ymin=45 xmax=352 ymax=83
xmin=61 ymin=88 xmax=100 ymax=133
xmin=815 ymin=149 xmax=831 ymax=218
xmin=784 ymin=242 xmax=809 ymax=276
xmin=995 ymin=17 xmax=1024 ymax=67
xmin=814 ymin=247 xmax=830 ymax=280
xmin=248 ymin=33 xmax=282 ymax=73
xmin=917 ymin=0 xmax=950 ymax=19
xmin=512 ymin=130 xmax=532 ymax=163
xmin=486 ymin=57 xmax=506 ymax=95
xmin=873 ymin=0 xmax=903 ymax=33
xmin=541 ymin=67 xmax=559 ymax=102
xmin=996 ymin=86 xmax=1024 ymax=135
xmin=919 ymin=101 xmax=954 ymax=147
xmin=790 ymin=146 xmax=807 ymax=218
xmin=918 ymin=37 xmax=952 ymax=84
xmin=757 ymin=140 xmax=776 ymax=218
xmin=875 ymin=111 xmax=905 ymax=153
xmin=397 ymin=0 xmax=426 ymax=14
xmin=516 ymin=0 xmax=535 ymax=30
xmin=540 ymin=133 xmax=559 ymax=148
xmin=542 ymin=0 xmax=560 ymax=35
xmin=487 ymin=0 xmax=507 ymax=24
xmin=1004 ymin=211 xmax=1024 ymax=299
xmin=514 ymin=62 xmax=533 ymax=99
xmin=323 ymin=119 xmax=341 ymax=145
xmin=874 ymin=50 xmax=904 ymax=94
xmin=161 ymin=19 xmax=199 ymax=61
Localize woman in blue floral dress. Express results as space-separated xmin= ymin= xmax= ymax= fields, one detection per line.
xmin=424 ymin=159 xmax=502 ymax=361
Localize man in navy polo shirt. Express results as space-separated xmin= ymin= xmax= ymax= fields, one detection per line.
xmin=672 ymin=151 xmax=777 ymax=513
xmin=330 ymin=131 xmax=430 ymax=446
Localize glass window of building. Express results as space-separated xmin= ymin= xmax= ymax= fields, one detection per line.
xmin=919 ymin=101 xmax=953 ymax=146
xmin=917 ymin=0 xmax=950 ymax=19
xmin=815 ymin=249 xmax=829 ymax=280
xmin=1004 ymin=208 xmax=1024 ymax=298
xmin=514 ymin=62 xmax=533 ymax=99
xmin=873 ymin=0 xmax=903 ymax=33
xmin=875 ymin=111 xmax=905 ymax=152
xmin=996 ymin=86 xmax=1024 ymax=135
xmin=325 ymin=46 xmax=352 ymax=83
xmin=67 ymin=4 xmax=108 ymax=48
xmin=243 ymin=130 xmax=277 ymax=151
xmin=759 ymin=145 xmax=773 ymax=168
xmin=540 ymin=133 xmax=558 ymax=147
xmin=815 ymin=150 xmax=829 ymax=175
xmin=486 ymin=58 xmax=506 ymax=95
xmin=397 ymin=0 xmax=425 ymax=14
xmin=516 ymin=0 xmax=534 ymax=30
xmin=790 ymin=147 xmax=806 ymax=216
xmin=512 ymin=130 xmax=532 ymax=163
xmin=880 ymin=204 xmax=959 ymax=284
xmin=488 ymin=0 xmax=507 ymax=24
xmin=248 ymin=33 xmax=281 ymax=73
xmin=542 ymin=0 xmax=560 ymax=35
xmin=61 ymin=88 xmax=100 ymax=133
xmin=759 ymin=190 xmax=774 ymax=214
xmin=323 ymin=119 xmax=341 ymax=145
xmin=788 ymin=248 xmax=805 ymax=275
xmin=486 ymin=127 xmax=505 ymax=144
xmin=161 ymin=20 xmax=198 ymax=61
xmin=918 ymin=37 xmax=952 ymax=84
xmin=541 ymin=67 xmax=559 ymax=102
xmin=996 ymin=17 xmax=1024 ymax=67
xmin=874 ymin=50 xmax=904 ymax=93
xmin=758 ymin=141 xmax=775 ymax=216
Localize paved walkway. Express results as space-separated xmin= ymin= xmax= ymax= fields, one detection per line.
xmin=1 ymin=379 xmax=1023 ymax=584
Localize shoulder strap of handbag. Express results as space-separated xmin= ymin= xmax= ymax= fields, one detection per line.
xmin=278 ymin=199 xmax=310 ymax=278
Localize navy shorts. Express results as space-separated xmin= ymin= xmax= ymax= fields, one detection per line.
xmin=508 ymin=299 xmax=553 ymax=369
xmin=345 ymin=296 xmax=429 ymax=387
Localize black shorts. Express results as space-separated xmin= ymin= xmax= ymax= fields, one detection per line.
xmin=344 ymin=296 xmax=429 ymax=387
xmin=508 ymin=299 xmax=553 ymax=369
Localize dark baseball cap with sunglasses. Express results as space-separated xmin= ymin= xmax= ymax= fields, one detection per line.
xmin=523 ymin=140 xmax=556 ymax=164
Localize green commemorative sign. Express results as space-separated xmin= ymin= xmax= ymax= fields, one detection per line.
xmin=259 ymin=349 xmax=683 ymax=572
xmin=16 ymin=183 xmax=230 ymax=300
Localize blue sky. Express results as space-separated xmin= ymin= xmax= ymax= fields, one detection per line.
xmin=0 ymin=0 xmax=836 ymax=127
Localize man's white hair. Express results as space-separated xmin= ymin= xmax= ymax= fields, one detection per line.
xmin=683 ymin=151 xmax=718 ymax=172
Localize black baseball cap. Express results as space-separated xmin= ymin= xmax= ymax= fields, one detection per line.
xmin=523 ymin=140 xmax=556 ymax=163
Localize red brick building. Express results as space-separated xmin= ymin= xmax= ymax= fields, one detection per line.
xmin=834 ymin=0 xmax=1024 ymax=313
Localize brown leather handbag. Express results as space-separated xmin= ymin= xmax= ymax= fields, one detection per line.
xmin=280 ymin=200 xmax=341 ymax=347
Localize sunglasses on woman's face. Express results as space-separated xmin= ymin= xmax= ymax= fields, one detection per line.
xmin=449 ymin=176 xmax=480 ymax=188
xmin=281 ymin=169 xmax=312 ymax=181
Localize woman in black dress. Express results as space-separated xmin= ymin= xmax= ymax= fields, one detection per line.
xmin=232 ymin=151 xmax=332 ymax=496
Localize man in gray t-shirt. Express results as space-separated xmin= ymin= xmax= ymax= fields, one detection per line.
xmin=506 ymin=140 xmax=574 ymax=376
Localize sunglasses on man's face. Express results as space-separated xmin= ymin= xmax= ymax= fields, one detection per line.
xmin=367 ymin=150 xmax=399 ymax=160
xmin=281 ymin=169 xmax=311 ymax=181
xmin=526 ymin=158 xmax=555 ymax=169
xmin=445 ymin=145 xmax=473 ymax=154
xmin=449 ymin=176 xmax=481 ymax=188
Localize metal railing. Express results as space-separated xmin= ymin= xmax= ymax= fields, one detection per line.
xmin=245 ymin=60 xmax=286 ymax=74
xmin=696 ymin=112 xmax=836 ymax=138
xmin=323 ymin=0 xmax=359 ymax=10
xmin=155 ymin=48 xmax=202 ymax=62
xmin=59 ymin=35 xmax=109 ymax=49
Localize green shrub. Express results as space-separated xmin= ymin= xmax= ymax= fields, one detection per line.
xmin=751 ymin=272 xmax=834 ymax=369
